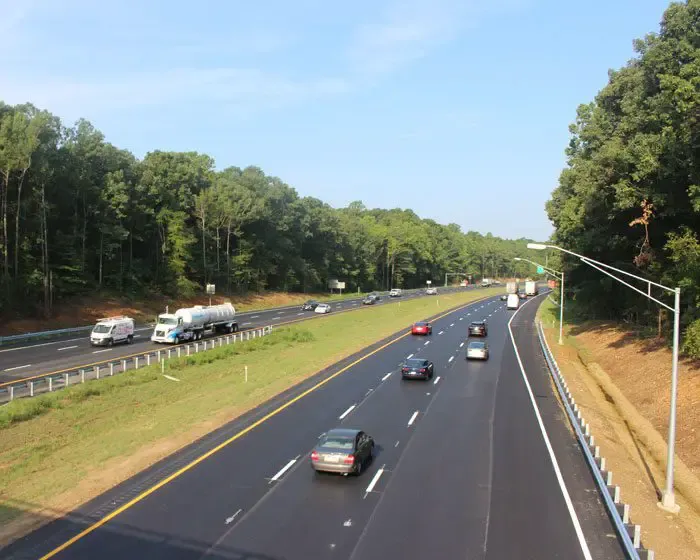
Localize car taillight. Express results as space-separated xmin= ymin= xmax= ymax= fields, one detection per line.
xmin=343 ymin=455 xmax=354 ymax=465
xmin=419 ymin=368 xmax=426 ymax=373
xmin=311 ymin=451 xmax=319 ymax=461
xmin=402 ymin=367 xmax=409 ymax=372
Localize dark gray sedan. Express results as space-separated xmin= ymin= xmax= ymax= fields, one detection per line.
xmin=311 ymin=428 xmax=375 ymax=475
xmin=401 ymin=358 xmax=434 ymax=380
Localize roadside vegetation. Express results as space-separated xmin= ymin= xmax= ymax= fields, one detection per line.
xmin=0 ymin=101 xmax=533 ymax=324
xmin=0 ymin=288 xmax=499 ymax=541
xmin=546 ymin=0 xmax=700 ymax=357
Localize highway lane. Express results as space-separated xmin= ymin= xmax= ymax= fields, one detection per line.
xmin=0 ymin=286 xmax=476 ymax=384
xmin=3 ymin=293 xmax=626 ymax=559
xmin=3 ymin=295 xmax=501 ymax=560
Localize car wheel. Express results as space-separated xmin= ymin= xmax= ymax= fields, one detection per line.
xmin=127 ymin=335 xmax=134 ymax=344
xmin=107 ymin=338 xmax=113 ymax=347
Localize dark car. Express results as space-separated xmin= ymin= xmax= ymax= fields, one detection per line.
xmin=401 ymin=358 xmax=434 ymax=380
xmin=519 ymin=292 xmax=527 ymax=300
xmin=468 ymin=320 xmax=488 ymax=337
xmin=301 ymin=299 xmax=319 ymax=311
xmin=311 ymin=428 xmax=375 ymax=475
xmin=362 ymin=295 xmax=378 ymax=305
xmin=500 ymin=294 xmax=507 ymax=301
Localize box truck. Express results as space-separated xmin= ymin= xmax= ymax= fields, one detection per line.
xmin=525 ymin=281 xmax=538 ymax=296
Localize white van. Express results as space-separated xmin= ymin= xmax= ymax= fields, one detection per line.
xmin=90 ymin=316 xmax=135 ymax=347
xmin=506 ymin=293 xmax=520 ymax=310
xmin=389 ymin=288 xmax=402 ymax=297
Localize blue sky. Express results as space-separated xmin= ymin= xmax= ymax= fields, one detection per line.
xmin=0 ymin=0 xmax=674 ymax=241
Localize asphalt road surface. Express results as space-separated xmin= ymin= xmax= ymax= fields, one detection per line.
xmin=2 ymin=292 xmax=627 ymax=560
xmin=0 ymin=286 xmax=475 ymax=385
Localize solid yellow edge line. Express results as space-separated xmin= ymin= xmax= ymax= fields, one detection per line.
xmin=38 ymin=294 xmax=489 ymax=559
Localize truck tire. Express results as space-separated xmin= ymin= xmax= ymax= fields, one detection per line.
xmin=127 ymin=335 xmax=134 ymax=344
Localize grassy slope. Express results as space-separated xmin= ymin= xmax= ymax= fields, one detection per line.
xmin=0 ymin=288 xmax=500 ymax=533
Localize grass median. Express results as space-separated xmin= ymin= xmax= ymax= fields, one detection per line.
xmin=0 ymin=287 xmax=501 ymax=541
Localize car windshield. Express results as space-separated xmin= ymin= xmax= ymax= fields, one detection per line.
xmin=92 ymin=324 xmax=112 ymax=334
xmin=470 ymin=322 xmax=484 ymax=327
xmin=415 ymin=322 xmax=427 ymax=327
xmin=319 ymin=435 xmax=354 ymax=450
xmin=469 ymin=341 xmax=486 ymax=350
xmin=405 ymin=358 xmax=427 ymax=367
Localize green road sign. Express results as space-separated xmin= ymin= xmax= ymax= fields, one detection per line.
xmin=537 ymin=266 xmax=544 ymax=274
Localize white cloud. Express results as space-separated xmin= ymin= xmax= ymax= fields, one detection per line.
xmin=347 ymin=0 xmax=467 ymax=76
xmin=0 ymin=67 xmax=349 ymax=120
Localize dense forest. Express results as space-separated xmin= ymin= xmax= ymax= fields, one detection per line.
xmin=547 ymin=0 xmax=700 ymax=356
xmin=0 ymin=102 xmax=535 ymax=318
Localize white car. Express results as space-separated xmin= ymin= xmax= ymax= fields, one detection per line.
xmin=426 ymin=287 xmax=437 ymax=295
xmin=314 ymin=303 xmax=332 ymax=314
xmin=389 ymin=288 xmax=402 ymax=297
xmin=466 ymin=340 xmax=489 ymax=360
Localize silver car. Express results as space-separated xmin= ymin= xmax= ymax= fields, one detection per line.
xmin=466 ymin=340 xmax=489 ymax=360
xmin=311 ymin=428 xmax=375 ymax=476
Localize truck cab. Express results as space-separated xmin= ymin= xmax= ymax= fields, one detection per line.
xmin=151 ymin=314 xmax=185 ymax=344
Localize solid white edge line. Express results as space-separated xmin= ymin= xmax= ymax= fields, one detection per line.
xmin=407 ymin=410 xmax=419 ymax=426
xmin=270 ymin=457 xmax=298 ymax=482
xmin=507 ymin=296 xmax=593 ymax=560
xmin=381 ymin=372 xmax=392 ymax=382
xmin=339 ymin=404 xmax=356 ymax=420
xmin=365 ymin=467 xmax=385 ymax=494
xmin=433 ymin=376 xmax=440 ymax=385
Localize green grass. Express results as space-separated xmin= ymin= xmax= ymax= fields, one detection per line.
xmin=0 ymin=287 xmax=500 ymax=527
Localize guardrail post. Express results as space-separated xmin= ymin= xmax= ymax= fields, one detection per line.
xmin=167 ymin=349 xmax=172 ymax=359
xmin=122 ymin=359 xmax=127 ymax=372
xmin=30 ymin=381 xmax=35 ymax=396
xmin=49 ymin=377 xmax=53 ymax=392
xmin=252 ymin=330 xmax=256 ymax=339
xmin=146 ymin=354 xmax=151 ymax=366
xmin=157 ymin=350 xmax=162 ymax=362
xmin=177 ymin=347 xmax=182 ymax=357
xmin=96 ymin=366 xmax=100 ymax=379
xmin=195 ymin=343 xmax=199 ymax=353
xmin=203 ymin=341 xmax=207 ymax=351
xmin=135 ymin=357 xmax=139 ymax=369
xmin=246 ymin=332 xmax=250 ymax=341
xmin=80 ymin=369 xmax=85 ymax=383
xmin=187 ymin=345 xmax=191 ymax=356
xmin=65 ymin=373 xmax=69 ymax=386
xmin=110 ymin=362 xmax=114 ymax=376
xmin=226 ymin=336 xmax=230 ymax=345
xmin=9 ymin=385 xmax=14 ymax=400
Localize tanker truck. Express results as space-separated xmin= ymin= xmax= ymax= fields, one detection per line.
xmin=151 ymin=303 xmax=238 ymax=344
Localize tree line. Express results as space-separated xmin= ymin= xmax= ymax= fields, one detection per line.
xmin=0 ymin=102 xmax=536 ymax=318
xmin=546 ymin=0 xmax=700 ymax=356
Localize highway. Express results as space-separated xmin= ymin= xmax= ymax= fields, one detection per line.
xmin=1 ymin=293 xmax=628 ymax=560
xmin=0 ymin=287 xmax=470 ymax=385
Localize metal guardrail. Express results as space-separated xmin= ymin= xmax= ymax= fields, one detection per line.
xmin=536 ymin=320 xmax=654 ymax=560
xmin=0 ymin=326 xmax=273 ymax=404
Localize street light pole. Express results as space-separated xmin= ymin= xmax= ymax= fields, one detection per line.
xmin=514 ymin=256 xmax=564 ymax=344
xmin=527 ymin=242 xmax=681 ymax=513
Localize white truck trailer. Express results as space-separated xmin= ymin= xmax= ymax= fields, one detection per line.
xmin=151 ymin=303 xmax=238 ymax=344
xmin=525 ymin=281 xmax=538 ymax=296
xmin=506 ymin=281 xmax=519 ymax=294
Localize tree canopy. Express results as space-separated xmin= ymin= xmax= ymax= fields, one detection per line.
xmin=546 ymin=0 xmax=700 ymax=355
xmin=0 ymin=101 xmax=535 ymax=317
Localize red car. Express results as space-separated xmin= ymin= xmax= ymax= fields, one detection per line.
xmin=411 ymin=321 xmax=433 ymax=335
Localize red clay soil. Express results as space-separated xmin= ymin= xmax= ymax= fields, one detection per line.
xmin=569 ymin=322 xmax=700 ymax=478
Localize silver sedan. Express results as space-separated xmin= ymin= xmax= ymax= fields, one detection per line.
xmin=466 ymin=340 xmax=489 ymax=360
xmin=311 ymin=428 xmax=375 ymax=475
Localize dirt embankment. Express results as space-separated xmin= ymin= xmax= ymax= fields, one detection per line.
xmin=0 ymin=292 xmax=335 ymax=336
xmin=543 ymin=318 xmax=700 ymax=559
